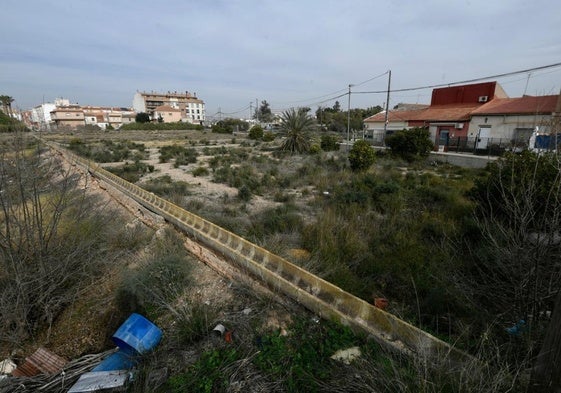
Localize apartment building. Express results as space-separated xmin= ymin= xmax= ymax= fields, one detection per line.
xmin=132 ymin=91 xmax=205 ymax=124
xmin=50 ymin=105 xmax=85 ymax=129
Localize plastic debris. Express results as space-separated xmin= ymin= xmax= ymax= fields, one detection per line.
xmin=374 ymin=297 xmax=389 ymax=310
xmin=68 ymin=370 xmax=131 ymax=392
xmin=506 ymin=319 xmax=526 ymax=336
xmin=68 ymin=313 xmax=162 ymax=392
xmin=213 ymin=324 xmax=226 ymax=336
xmin=330 ymin=347 xmax=362 ymax=365
xmin=0 ymin=359 xmax=16 ymax=375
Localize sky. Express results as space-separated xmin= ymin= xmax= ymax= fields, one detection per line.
xmin=1 ymin=0 xmax=560 ymax=118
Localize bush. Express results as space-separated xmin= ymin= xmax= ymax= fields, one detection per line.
xmin=385 ymin=127 xmax=434 ymax=162
xmin=248 ymin=124 xmax=264 ymax=140
xmin=262 ymin=131 xmax=275 ymax=142
xmin=106 ymin=160 xmax=154 ymax=182
xmin=348 ymin=140 xmax=376 ymax=172
xmin=192 ymin=166 xmax=209 ymax=177
xmin=159 ymin=144 xmax=198 ymax=166
xmin=320 ymin=134 xmax=340 ymax=151
xmin=212 ymin=118 xmax=249 ymax=134
xmin=120 ymin=121 xmax=203 ymax=131
xmin=135 ymin=112 xmax=151 ymax=123
xmin=309 ymin=143 xmax=321 ymax=154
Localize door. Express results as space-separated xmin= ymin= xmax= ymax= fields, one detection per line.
xmin=438 ymin=129 xmax=449 ymax=152
xmin=476 ymin=127 xmax=491 ymax=150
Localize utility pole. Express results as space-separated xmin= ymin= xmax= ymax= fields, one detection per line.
xmin=383 ymin=70 xmax=392 ymax=143
xmin=218 ymin=107 xmax=222 ymax=122
xmin=249 ymin=102 xmax=253 ymax=122
xmin=347 ymin=84 xmax=353 ymax=150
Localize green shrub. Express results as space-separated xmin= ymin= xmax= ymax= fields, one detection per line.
xmin=385 ymin=127 xmax=434 ymax=162
xmin=238 ymin=184 xmax=252 ymax=202
xmin=159 ymin=144 xmax=198 ymax=166
xmin=141 ymin=175 xmax=190 ymax=197
xmin=120 ymin=121 xmax=203 ymax=131
xmin=320 ymin=134 xmax=340 ymax=151
xmin=166 ymin=349 xmax=240 ymax=392
xmin=106 ymin=160 xmax=154 ymax=182
xmin=348 ymin=139 xmax=376 ymax=171
xmin=192 ymin=166 xmax=209 ymax=177
xmin=309 ymin=143 xmax=321 ymax=154
xmin=262 ymin=131 xmax=275 ymax=142
xmin=254 ymin=318 xmax=359 ymax=392
xmin=248 ymin=124 xmax=264 ymax=140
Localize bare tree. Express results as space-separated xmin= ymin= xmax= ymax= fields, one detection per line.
xmin=0 ymin=134 xmax=117 ymax=344
xmin=469 ymin=146 xmax=561 ymax=390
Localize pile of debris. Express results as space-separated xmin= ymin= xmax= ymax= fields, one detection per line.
xmin=0 ymin=313 xmax=162 ymax=393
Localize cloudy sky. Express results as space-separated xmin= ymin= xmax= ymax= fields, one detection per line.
xmin=2 ymin=0 xmax=560 ymax=117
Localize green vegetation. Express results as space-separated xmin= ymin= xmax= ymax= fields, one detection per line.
xmin=320 ymin=134 xmax=340 ymax=151
xmin=280 ymin=107 xmax=314 ymax=153
xmin=0 ymin=135 xmax=137 ymax=344
xmin=21 ymin=130 xmax=561 ymax=391
xmin=316 ymin=103 xmax=382 ymax=132
xmin=106 ymin=160 xmax=154 ymax=182
xmin=348 ymin=139 xmax=376 ymax=171
xmin=135 ymin=112 xmax=151 ymax=123
xmin=159 ymin=144 xmax=198 ymax=167
xmin=141 ymin=175 xmax=190 ymax=198
xmin=0 ymin=107 xmax=28 ymax=133
xmin=248 ymin=124 xmax=264 ymax=140
xmin=67 ymin=138 xmax=148 ymax=162
xmin=211 ymin=118 xmax=249 ymax=134
xmin=262 ymin=131 xmax=276 ymax=142
xmin=385 ymin=127 xmax=434 ymax=162
xmin=120 ymin=121 xmax=203 ymax=131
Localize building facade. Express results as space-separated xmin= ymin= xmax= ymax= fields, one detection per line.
xmin=132 ymin=91 xmax=205 ymax=124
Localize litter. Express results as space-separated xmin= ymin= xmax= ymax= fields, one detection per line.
xmin=330 ymin=347 xmax=362 ymax=365
xmin=68 ymin=370 xmax=131 ymax=393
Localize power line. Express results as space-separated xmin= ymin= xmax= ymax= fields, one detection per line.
xmin=271 ymin=87 xmax=349 ymax=106
xmin=353 ymin=61 xmax=561 ymax=95
xmin=352 ymin=71 xmax=389 ymax=88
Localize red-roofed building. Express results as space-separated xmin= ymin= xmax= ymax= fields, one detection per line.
xmin=365 ymin=82 xmax=508 ymax=149
xmin=364 ymin=81 xmax=561 ymax=153
xmin=468 ymin=95 xmax=560 ymax=150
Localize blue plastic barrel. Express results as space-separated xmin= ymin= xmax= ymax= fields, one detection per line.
xmin=92 ymin=350 xmax=137 ymax=371
xmin=111 ymin=313 xmax=162 ymax=355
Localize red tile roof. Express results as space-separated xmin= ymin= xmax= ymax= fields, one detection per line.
xmin=154 ymin=105 xmax=181 ymax=112
xmin=364 ymin=109 xmax=428 ymax=123
xmin=421 ymin=104 xmax=481 ymax=121
xmin=364 ymin=104 xmax=479 ymax=123
xmin=471 ymin=95 xmax=559 ymax=115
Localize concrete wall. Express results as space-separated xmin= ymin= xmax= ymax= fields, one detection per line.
xmin=429 ymin=151 xmax=497 ymax=168
xmin=468 ymin=114 xmax=552 ymax=139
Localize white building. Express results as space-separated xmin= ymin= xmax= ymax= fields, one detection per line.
xmin=132 ymin=91 xmax=205 ymax=124
xmin=31 ymin=103 xmax=56 ymax=131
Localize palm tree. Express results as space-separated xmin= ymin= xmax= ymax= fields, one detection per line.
xmin=280 ymin=108 xmax=314 ymax=153
xmin=0 ymin=95 xmax=14 ymax=118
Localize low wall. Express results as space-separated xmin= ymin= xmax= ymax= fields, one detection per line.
xmin=429 ymin=151 xmax=497 ymax=168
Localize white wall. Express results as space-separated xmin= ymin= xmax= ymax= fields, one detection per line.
xmin=468 ymin=114 xmax=552 ymax=139
xmin=132 ymin=93 xmax=146 ymax=113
